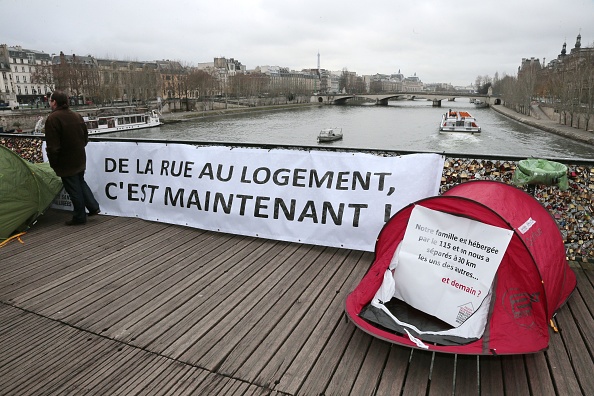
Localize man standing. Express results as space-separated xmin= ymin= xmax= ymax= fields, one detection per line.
xmin=45 ymin=91 xmax=100 ymax=225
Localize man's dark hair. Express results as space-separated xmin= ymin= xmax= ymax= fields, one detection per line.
xmin=50 ymin=90 xmax=69 ymax=107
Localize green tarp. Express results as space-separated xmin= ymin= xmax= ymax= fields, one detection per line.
xmin=0 ymin=145 xmax=63 ymax=239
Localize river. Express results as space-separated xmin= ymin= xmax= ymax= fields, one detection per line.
xmin=108 ymin=100 xmax=594 ymax=161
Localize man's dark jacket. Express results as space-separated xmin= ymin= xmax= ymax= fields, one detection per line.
xmin=45 ymin=105 xmax=89 ymax=177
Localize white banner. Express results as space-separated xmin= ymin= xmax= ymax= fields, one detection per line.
xmin=50 ymin=142 xmax=444 ymax=252
xmin=393 ymin=205 xmax=514 ymax=326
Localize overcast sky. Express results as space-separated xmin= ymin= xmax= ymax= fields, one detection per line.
xmin=2 ymin=0 xmax=593 ymax=86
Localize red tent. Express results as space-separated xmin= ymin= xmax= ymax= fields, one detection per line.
xmin=346 ymin=180 xmax=576 ymax=355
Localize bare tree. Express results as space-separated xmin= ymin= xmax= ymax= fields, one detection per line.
xmin=30 ymin=63 xmax=54 ymax=94
xmin=582 ymin=45 xmax=594 ymax=131
xmin=187 ymin=69 xmax=218 ymax=98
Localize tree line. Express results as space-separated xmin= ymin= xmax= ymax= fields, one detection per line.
xmin=476 ymin=43 xmax=594 ymax=131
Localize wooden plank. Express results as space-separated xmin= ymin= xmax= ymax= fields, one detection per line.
xmin=7 ymin=223 xmax=181 ymax=309
xmin=19 ymin=335 xmax=115 ymax=395
xmin=29 ymin=226 xmax=189 ymax=315
xmin=500 ymin=355 xmax=530 ymax=395
xmin=172 ymin=245 xmax=323 ymax=363
xmin=349 ymin=337 xmax=393 ymax=396
xmin=2 ymin=331 xmax=91 ymax=394
xmin=324 ymin=327 xmax=373 ymax=395
xmin=140 ymin=362 xmax=192 ymax=396
xmin=190 ymin=372 xmax=229 ymax=395
xmin=428 ymin=352 xmax=455 ymax=396
xmin=74 ymin=347 xmax=147 ymax=394
xmin=578 ymin=264 xmax=594 ymax=318
xmin=0 ymin=314 xmax=64 ymax=365
xmin=0 ymin=215 xmax=165 ymax=301
xmin=52 ymin=227 xmax=208 ymax=325
xmin=98 ymin=234 xmax=266 ymax=340
xmin=184 ymin=244 xmax=333 ymax=366
xmin=479 ymin=356 xmax=504 ymax=395
xmin=216 ymin=248 xmax=353 ymax=377
xmin=72 ymin=231 xmax=232 ymax=330
xmin=250 ymin=250 xmax=368 ymax=392
xmin=248 ymin=385 xmax=277 ymax=396
xmin=167 ymin=368 xmax=209 ymax=396
xmin=401 ymin=349 xmax=432 ymax=396
xmin=0 ymin=311 xmax=137 ymax=395
xmin=556 ymin=297 xmax=594 ymax=395
xmin=0 ymin=332 xmax=68 ymax=389
xmin=524 ymin=352 xmax=557 ymax=396
xmin=454 ymin=354 xmax=478 ymax=395
xmin=107 ymin=355 xmax=170 ymax=396
xmin=131 ymin=238 xmax=296 ymax=354
xmin=545 ymin=327 xmax=583 ymax=396
xmin=243 ymin=250 xmax=366 ymax=386
xmin=0 ymin=214 xmax=130 ymax=268
xmin=571 ymin=268 xmax=594 ymax=353
xmin=0 ymin=209 xmax=99 ymax=260
xmin=0 ymin=317 xmax=78 ymax=380
xmin=211 ymin=377 xmax=253 ymax=396
xmin=0 ymin=304 xmax=28 ymax=335
xmin=375 ymin=346 xmax=412 ymax=395
xmin=295 ymin=315 xmax=356 ymax=395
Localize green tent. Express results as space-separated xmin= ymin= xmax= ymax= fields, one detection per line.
xmin=0 ymin=145 xmax=63 ymax=240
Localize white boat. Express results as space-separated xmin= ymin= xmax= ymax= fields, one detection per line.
xmin=318 ymin=127 xmax=343 ymax=142
xmin=474 ymin=100 xmax=488 ymax=108
xmin=439 ymin=110 xmax=481 ymax=134
xmin=81 ymin=106 xmax=162 ymax=135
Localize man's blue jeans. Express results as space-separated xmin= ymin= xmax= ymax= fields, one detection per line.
xmin=61 ymin=171 xmax=100 ymax=224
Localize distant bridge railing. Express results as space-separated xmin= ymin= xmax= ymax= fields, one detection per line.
xmin=311 ymin=92 xmax=500 ymax=106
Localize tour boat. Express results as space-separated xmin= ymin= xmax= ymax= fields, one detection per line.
xmin=439 ymin=110 xmax=481 ymax=134
xmin=81 ymin=106 xmax=162 ymax=135
xmin=318 ymin=127 xmax=343 ymax=142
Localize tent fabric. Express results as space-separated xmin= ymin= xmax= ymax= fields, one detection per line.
xmin=0 ymin=145 xmax=63 ymax=240
xmin=345 ymin=180 xmax=576 ymax=355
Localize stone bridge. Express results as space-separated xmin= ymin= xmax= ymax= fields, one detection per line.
xmin=310 ymin=92 xmax=501 ymax=107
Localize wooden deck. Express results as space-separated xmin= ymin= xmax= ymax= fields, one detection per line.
xmin=1 ymin=209 xmax=593 ymax=395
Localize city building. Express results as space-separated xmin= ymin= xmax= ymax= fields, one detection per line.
xmin=155 ymin=60 xmax=185 ymax=100
xmin=367 ymin=73 xmax=404 ymax=93
xmin=253 ymin=66 xmax=318 ymax=96
xmin=0 ymin=45 xmax=15 ymax=106
xmin=403 ymin=73 xmax=423 ymax=92
xmin=532 ymin=33 xmax=594 ymax=103
xmin=2 ymin=45 xmax=53 ymax=106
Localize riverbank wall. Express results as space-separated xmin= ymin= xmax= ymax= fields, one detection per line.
xmin=491 ymin=104 xmax=594 ymax=145
xmin=0 ymin=103 xmax=317 ymax=132
xmin=1 ymin=135 xmax=593 ymax=262
xmin=0 ymin=111 xmax=48 ymax=133
xmin=159 ymin=103 xmax=316 ymax=124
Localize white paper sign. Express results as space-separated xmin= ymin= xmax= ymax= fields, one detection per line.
xmin=393 ymin=205 xmax=514 ymax=327
xmin=46 ymin=142 xmax=444 ymax=252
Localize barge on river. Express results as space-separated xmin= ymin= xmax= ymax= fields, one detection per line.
xmin=439 ymin=110 xmax=481 ymax=134
xmin=81 ymin=106 xmax=162 ymax=135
